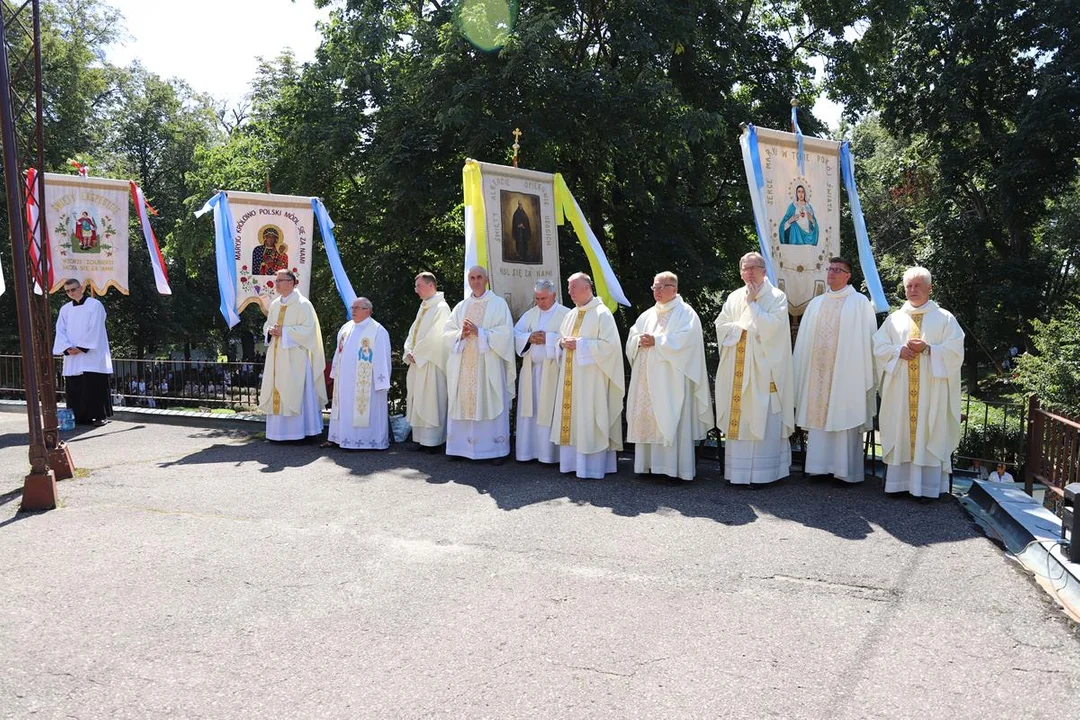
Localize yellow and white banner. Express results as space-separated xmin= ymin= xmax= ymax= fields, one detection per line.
xmin=227 ymin=191 xmax=315 ymax=314
xmin=749 ymin=127 xmax=841 ymax=316
xmin=43 ymin=173 xmax=130 ymax=294
xmin=463 ymin=160 xmax=629 ymax=318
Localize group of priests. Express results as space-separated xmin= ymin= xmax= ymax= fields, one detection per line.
xmin=254 ymin=254 xmax=964 ymax=500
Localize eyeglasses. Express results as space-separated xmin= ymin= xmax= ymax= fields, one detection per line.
xmin=740 ymin=265 xmax=765 ymax=272
xmin=650 ymin=284 xmax=676 ymax=291
xmin=64 ymin=286 xmax=81 ymax=294
xmin=826 ymin=267 xmax=851 ymax=274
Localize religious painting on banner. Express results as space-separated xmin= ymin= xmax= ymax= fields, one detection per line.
xmin=43 ymin=173 xmax=130 ymax=294
xmin=752 ymin=128 xmax=841 ymax=316
xmin=226 ymin=191 xmax=315 ymax=313
xmin=478 ymin=162 xmax=561 ymax=318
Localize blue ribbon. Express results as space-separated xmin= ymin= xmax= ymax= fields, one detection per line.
xmin=312 ymin=198 xmax=357 ymax=318
xmin=745 ymin=125 xmax=777 ymax=284
xmin=791 ymin=106 xmax=806 ymax=176
xmin=840 ymin=142 xmax=889 ymax=312
xmin=195 ymin=192 xmax=240 ymax=328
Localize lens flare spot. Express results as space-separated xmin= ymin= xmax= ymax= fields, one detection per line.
xmin=456 ymin=0 xmax=517 ymax=52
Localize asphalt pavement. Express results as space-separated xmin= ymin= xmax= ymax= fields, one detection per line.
xmin=1 ymin=414 xmax=1077 ymax=719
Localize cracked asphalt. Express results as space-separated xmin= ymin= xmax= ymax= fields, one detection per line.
xmin=1 ymin=413 xmax=1078 ymax=719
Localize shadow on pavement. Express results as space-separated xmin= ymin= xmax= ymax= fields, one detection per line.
xmin=147 ymin=434 xmax=979 ymax=546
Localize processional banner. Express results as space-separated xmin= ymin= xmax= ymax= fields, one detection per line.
xmin=463 ymin=160 xmax=629 ymax=318
xmin=741 ymin=127 xmax=841 ymax=316
xmin=42 ymin=173 xmax=130 ymax=294
xmin=467 ymin=161 xmax=562 ymax=318
xmin=226 ymin=191 xmax=315 ymax=314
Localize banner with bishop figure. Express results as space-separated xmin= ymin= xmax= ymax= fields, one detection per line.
xmin=43 ymin=173 xmax=130 ymax=294
xmin=463 ymin=159 xmax=630 ymax=319
xmin=226 ymin=191 xmax=315 ymax=314
xmin=467 ymin=161 xmax=563 ymax=318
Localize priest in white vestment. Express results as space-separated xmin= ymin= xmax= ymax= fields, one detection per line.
xmin=405 ymin=272 xmax=452 ymax=450
xmin=715 ymin=252 xmax=794 ymax=485
xmin=514 ymin=279 xmax=569 ymax=463
xmin=326 ymin=297 xmax=392 ymax=450
xmin=873 ymin=266 xmax=964 ymax=499
xmin=443 ymin=266 xmax=516 ymax=461
xmin=792 ymin=257 xmax=877 ymax=485
xmin=626 ymin=272 xmax=713 ymax=481
xmin=260 ymin=270 xmax=328 ymax=442
xmin=53 ymin=277 xmax=113 ymax=426
xmin=551 ymin=273 xmax=624 ymax=479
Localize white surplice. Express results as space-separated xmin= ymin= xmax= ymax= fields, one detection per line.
xmin=514 ymin=303 xmax=569 ymax=463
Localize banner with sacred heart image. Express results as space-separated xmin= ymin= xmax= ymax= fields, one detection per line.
xmin=43 ymin=173 xmax=130 ymax=294
xmin=745 ymin=127 xmax=842 ymax=316
xmin=226 ymin=191 xmax=315 ymax=314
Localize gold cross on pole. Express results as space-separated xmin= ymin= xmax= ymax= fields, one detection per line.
xmin=512 ymin=127 xmax=522 ymax=168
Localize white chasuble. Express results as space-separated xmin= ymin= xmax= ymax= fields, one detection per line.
xmin=714 ymin=279 xmax=794 ymax=442
xmin=260 ymin=291 xmax=328 ymax=417
xmin=873 ymin=300 xmax=964 ymax=471
xmin=330 ymin=318 xmax=391 ymax=427
xmin=444 ymin=291 xmax=516 ymax=421
xmin=404 ymin=292 xmax=451 ymax=444
xmin=328 ymin=317 xmax=391 ymax=449
xmin=550 ymin=297 xmax=624 ymax=457
xmin=443 ymin=291 xmax=515 ymax=459
xmin=626 ymin=296 xmax=713 ymax=447
xmin=793 ymin=285 xmax=877 ymax=433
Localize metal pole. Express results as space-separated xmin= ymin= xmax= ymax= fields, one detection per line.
xmin=30 ymin=0 xmax=72 ymax=479
xmin=0 ymin=0 xmax=57 ymax=509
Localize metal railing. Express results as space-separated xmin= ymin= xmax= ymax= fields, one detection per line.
xmin=0 ymin=354 xmax=412 ymax=414
xmin=955 ymin=394 xmax=1028 ymax=477
xmin=1024 ymin=397 xmax=1080 ymax=507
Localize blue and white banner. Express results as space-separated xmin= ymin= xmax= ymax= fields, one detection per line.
xmin=741 ymin=126 xmax=842 ymax=316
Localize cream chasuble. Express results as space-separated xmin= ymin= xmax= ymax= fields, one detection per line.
xmin=793 ymin=286 xmax=877 ymax=433
xmin=714 ymin=279 xmax=794 ymax=443
xmin=443 ymin=291 xmax=516 ymax=422
xmin=404 ymin=292 xmax=451 ymax=442
xmin=626 ymin=296 xmax=713 ymax=446
xmin=873 ymin=300 xmax=964 ymax=468
xmin=514 ymin=303 xmax=570 ymax=423
xmin=260 ymin=291 xmax=328 ymax=416
xmin=550 ymin=297 xmax=624 ymax=455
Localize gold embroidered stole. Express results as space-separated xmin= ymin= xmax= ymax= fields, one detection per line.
xmin=271 ymin=303 xmax=288 ymax=414
xmin=559 ymin=308 xmax=588 ymax=444
xmin=907 ymin=313 xmax=924 ymax=458
xmin=353 ymin=329 xmax=376 ymax=426
xmin=727 ymin=330 xmax=748 ymax=440
xmin=410 ymin=303 xmax=430 ymax=347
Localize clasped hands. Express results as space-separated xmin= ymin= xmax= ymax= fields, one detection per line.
xmin=528 ymin=330 xmax=546 ymax=345
xmin=559 ymin=337 xmax=578 ymax=351
xmin=637 ymin=333 xmax=656 ymax=348
xmin=460 ymin=318 xmax=480 ymax=339
xmin=67 ymin=347 xmax=83 ymax=355
xmin=268 ymin=325 xmax=283 ymax=338
xmin=899 ymin=338 xmax=928 ymax=361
